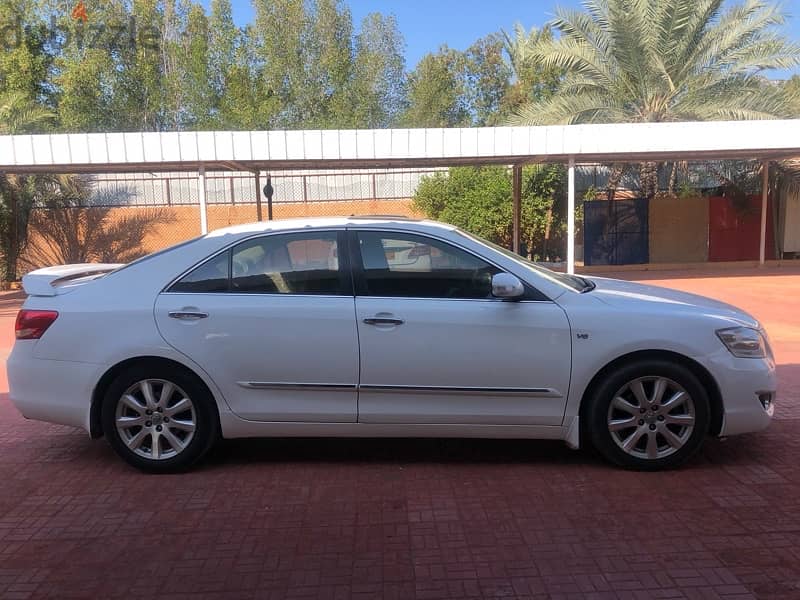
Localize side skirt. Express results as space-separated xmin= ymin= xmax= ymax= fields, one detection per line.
xmin=220 ymin=412 xmax=570 ymax=441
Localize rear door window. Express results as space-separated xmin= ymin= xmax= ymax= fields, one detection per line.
xmin=169 ymin=251 xmax=230 ymax=293
xmin=230 ymin=232 xmax=347 ymax=295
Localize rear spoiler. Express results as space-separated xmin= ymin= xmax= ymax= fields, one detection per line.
xmin=21 ymin=263 xmax=124 ymax=297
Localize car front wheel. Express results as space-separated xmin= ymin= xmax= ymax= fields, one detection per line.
xmin=101 ymin=364 xmax=218 ymax=472
xmin=587 ymin=360 xmax=711 ymax=470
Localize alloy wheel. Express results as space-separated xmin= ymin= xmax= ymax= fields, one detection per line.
xmin=114 ymin=378 xmax=196 ymax=460
xmin=606 ymin=376 xmax=696 ymax=460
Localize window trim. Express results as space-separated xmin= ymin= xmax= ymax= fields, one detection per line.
xmin=346 ymin=228 xmax=548 ymax=302
xmin=162 ymin=228 xmax=353 ymax=297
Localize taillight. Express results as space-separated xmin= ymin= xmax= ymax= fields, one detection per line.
xmin=15 ymin=310 xmax=59 ymax=340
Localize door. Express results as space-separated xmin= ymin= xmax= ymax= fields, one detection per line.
xmin=155 ymin=230 xmax=359 ymax=422
xmin=351 ymin=230 xmax=572 ymax=426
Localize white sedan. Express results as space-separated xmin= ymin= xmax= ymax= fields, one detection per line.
xmin=7 ymin=217 xmax=775 ymax=472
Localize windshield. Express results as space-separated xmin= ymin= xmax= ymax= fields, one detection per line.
xmin=452 ymin=229 xmax=595 ymax=293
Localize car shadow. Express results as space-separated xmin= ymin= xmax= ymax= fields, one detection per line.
xmin=194 ymin=429 xmax=790 ymax=476
xmin=205 ymin=436 xmax=596 ymax=469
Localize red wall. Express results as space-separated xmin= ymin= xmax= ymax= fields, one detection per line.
xmin=708 ymin=195 xmax=775 ymax=262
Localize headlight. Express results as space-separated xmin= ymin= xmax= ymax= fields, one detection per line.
xmin=716 ymin=327 xmax=767 ymax=358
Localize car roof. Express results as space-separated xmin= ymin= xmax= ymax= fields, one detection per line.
xmin=205 ymin=216 xmax=457 ymax=238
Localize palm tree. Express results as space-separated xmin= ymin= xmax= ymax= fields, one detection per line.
xmin=506 ymin=0 xmax=800 ymax=198
xmin=0 ymin=92 xmax=53 ymax=280
xmin=0 ymin=92 xmax=52 ymax=135
xmin=502 ymin=24 xmax=563 ymax=121
xmin=502 ymin=24 xmax=553 ymax=86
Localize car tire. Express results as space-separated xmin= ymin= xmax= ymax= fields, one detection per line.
xmin=586 ymin=359 xmax=710 ymax=471
xmin=101 ymin=363 xmax=219 ymax=473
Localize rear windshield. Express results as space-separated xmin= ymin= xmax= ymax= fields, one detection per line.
xmin=109 ymin=236 xmax=205 ymax=276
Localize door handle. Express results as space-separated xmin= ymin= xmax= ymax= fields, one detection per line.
xmin=363 ymin=316 xmax=404 ymax=326
xmin=168 ymin=310 xmax=209 ymax=321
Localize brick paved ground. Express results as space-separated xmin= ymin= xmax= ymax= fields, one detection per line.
xmin=1 ymin=267 xmax=799 ymax=599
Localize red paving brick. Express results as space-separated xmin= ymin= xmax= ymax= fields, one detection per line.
xmin=1 ymin=266 xmax=799 ymax=599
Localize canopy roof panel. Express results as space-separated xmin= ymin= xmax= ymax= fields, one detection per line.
xmin=1 ymin=120 xmax=799 ymax=174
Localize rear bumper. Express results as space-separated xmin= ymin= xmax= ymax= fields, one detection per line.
xmin=706 ymin=348 xmax=776 ymax=437
xmin=7 ymin=343 xmax=102 ymax=434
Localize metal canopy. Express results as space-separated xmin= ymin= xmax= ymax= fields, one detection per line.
xmin=1 ymin=120 xmax=800 ymax=174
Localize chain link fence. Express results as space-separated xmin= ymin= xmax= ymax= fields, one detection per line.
xmin=91 ymin=168 xmax=441 ymax=205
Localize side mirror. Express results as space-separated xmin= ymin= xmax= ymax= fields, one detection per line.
xmin=491 ymin=273 xmax=524 ymax=300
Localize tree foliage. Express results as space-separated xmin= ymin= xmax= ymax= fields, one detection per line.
xmin=509 ymin=0 xmax=800 ymax=127
xmin=352 ymin=13 xmax=406 ymax=127
xmin=501 ymin=24 xmax=562 ymax=117
xmin=413 ymin=166 xmax=567 ymax=261
xmin=401 ymin=35 xmax=519 ymax=127
xmin=785 ymin=75 xmax=800 ymax=116
xmin=0 ymin=0 xmax=408 ymax=132
xmin=402 ymin=47 xmax=468 ymax=127
xmin=0 ymin=0 xmax=51 ymax=103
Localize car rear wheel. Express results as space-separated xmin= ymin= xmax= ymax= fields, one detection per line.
xmin=101 ymin=364 xmax=218 ymax=472
xmin=587 ymin=360 xmax=710 ymax=470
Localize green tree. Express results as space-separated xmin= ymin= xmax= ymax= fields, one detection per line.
xmin=218 ymin=25 xmax=276 ymax=129
xmin=175 ymin=3 xmax=215 ymax=128
xmin=403 ymin=35 xmax=518 ymax=127
xmin=351 ymin=13 xmax=406 ymax=127
xmin=55 ymin=51 xmax=115 ymax=132
xmin=161 ymin=0 xmax=189 ymax=130
xmin=785 ymin=75 xmax=800 ymax=116
xmin=48 ymin=0 xmax=125 ymax=132
xmin=0 ymin=0 xmax=51 ymax=103
xmin=413 ymin=165 xmax=567 ymax=260
xmin=111 ymin=0 xmax=166 ymax=130
xmin=252 ymin=0 xmax=307 ymax=128
xmin=208 ymin=0 xmax=237 ymax=103
xmin=0 ymin=91 xmax=51 ymax=135
xmin=402 ymin=47 xmax=468 ymax=127
xmin=501 ymin=24 xmax=562 ymax=118
xmin=462 ymin=35 xmax=512 ymax=126
xmin=509 ymin=0 xmax=800 ymax=198
xmin=304 ymin=0 xmax=355 ymax=127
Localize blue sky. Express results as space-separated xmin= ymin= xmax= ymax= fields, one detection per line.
xmin=213 ymin=0 xmax=800 ymax=78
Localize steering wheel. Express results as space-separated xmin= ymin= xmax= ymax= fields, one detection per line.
xmin=470 ymin=268 xmax=494 ymax=298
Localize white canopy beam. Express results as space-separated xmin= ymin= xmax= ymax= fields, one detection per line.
xmin=254 ymin=170 xmax=263 ymax=222
xmin=567 ymin=157 xmax=576 ymax=275
xmin=512 ymin=164 xmax=522 ymax=254
xmin=760 ymin=160 xmax=769 ymax=264
xmin=198 ymin=166 xmax=208 ymax=235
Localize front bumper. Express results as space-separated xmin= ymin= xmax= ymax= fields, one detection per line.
xmin=705 ymin=347 xmax=776 ymax=437
xmin=7 ymin=342 xmax=103 ymax=434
